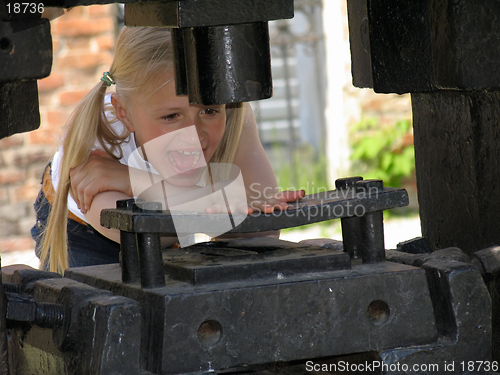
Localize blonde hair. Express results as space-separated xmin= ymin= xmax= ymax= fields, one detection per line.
xmin=40 ymin=26 xmax=244 ymax=273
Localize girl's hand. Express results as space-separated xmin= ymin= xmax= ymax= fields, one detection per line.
xmin=69 ymin=150 xmax=131 ymax=214
xmin=249 ymin=190 xmax=306 ymax=214
xmin=205 ymin=200 xmax=252 ymax=215
xmin=204 ymin=190 xmax=306 ymax=215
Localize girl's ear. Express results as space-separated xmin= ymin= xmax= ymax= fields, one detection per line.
xmin=111 ymin=93 xmax=135 ymax=132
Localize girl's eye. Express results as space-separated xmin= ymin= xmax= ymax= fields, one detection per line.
xmin=202 ymin=108 xmax=219 ymax=116
xmin=162 ymin=113 xmax=179 ymax=121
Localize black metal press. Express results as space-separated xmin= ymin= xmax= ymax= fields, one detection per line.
xmin=100 ymin=177 xmax=404 ymax=289
xmin=1 ymin=0 xmax=500 ymax=373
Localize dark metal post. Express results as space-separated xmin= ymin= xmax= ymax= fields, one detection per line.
xmin=120 ymin=232 xmax=140 ymax=284
xmin=346 ymin=0 xmax=500 ymax=256
xmin=359 ymin=211 xmax=385 ymax=263
xmin=0 ymin=261 xmax=9 ymax=374
xmin=137 ymin=233 xmax=165 ymax=289
xmin=356 ymin=180 xmax=385 ymax=263
xmin=412 ymin=91 xmax=500 ymax=255
xmin=347 ymin=0 xmax=500 ymax=358
xmin=116 ymin=199 xmax=141 ymax=284
xmin=335 ymin=177 xmax=363 ymax=259
xmin=131 ymin=201 xmax=166 ymax=289
xmin=125 ymin=0 xmax=293 ymax=105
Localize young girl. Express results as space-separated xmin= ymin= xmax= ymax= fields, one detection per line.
xmin=32 ymin=26 xmax=304 ymax=274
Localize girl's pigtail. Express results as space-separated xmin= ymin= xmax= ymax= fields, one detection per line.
xmin=39 ymin=80 xmax=110 ymax=274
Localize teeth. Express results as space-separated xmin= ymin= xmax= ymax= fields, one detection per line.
xmin=193 ymin=152 xmax=200 ymax=166
xmin=178 ymin=150 xmax=199 ymax=156
xmin=168 ymin=150 xmax=202 ymax=171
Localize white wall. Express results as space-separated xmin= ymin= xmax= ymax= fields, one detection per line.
xmin=322 ymin=0 xmax=353 ymax=186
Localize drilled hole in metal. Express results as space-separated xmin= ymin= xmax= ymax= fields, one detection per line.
xmin=0 ymin=38 xmax=12 ymax=53
xmin=197 ymin=320 xmax=222 ymax=346
xmin=367 ymin=300 xmax=390 ymax=326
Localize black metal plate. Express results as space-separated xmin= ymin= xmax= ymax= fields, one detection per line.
xmin=162 ymin=241 xmax=351 ymax=285
xmin=100 ymin=187 xmax=409 ymax=234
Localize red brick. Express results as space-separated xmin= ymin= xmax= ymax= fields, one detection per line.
xmin=13 ymin=149 xmax=52 ymax=167
xmin=0 ymin=236 xmax=35 ymax=252
xmin=52 ymin=37 xmax=61 ymax=54
xmin=28 ymin=130 xmax=58 ymax=145
xmin=37 ymin=72 xmax=65 ymax=92
xmin=60 ymin=6 xmax=86 ymax=19
xmin=88 ymin=4 xmax=114 ymax=18
xmin=0 ymin=170 xmax=26 ymax=185
xmin=38 ymin=92 xmax=52 ymax=107
xmin=402 ymin=133 xmax=414 ymax=147
xmin=66 ymin=37 xmax=91 ymax=50
xmin=29 ymin=165 xmax=50 ymax=181
xmin=47 ymin=110 xmax=67 ymax=127
xmin=12 ymin=181 xmax=40 ymax=203
xmin=0 ymin=134 xmax=24 ymax=148
xmin=65 ymin=73 xmax=100 ymax=86
xmin=96 ymin=35 xmax=114 ymax=51
xmin=53 ymin=18 xmax=114 ymax=37
xmin=58 ymin=52 xmax=113 ymax=69
xmin=0 ymin=187 xmax=8 ymax=203
xmin=59 ymin=90 xmax=89 ymax=106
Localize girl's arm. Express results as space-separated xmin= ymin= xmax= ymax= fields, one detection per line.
xmin=84 ymin=190 xmax=130 ymax=243
xmin=218 ymin=103 xmax=304 ymax=240
xmin=233 ymin=103 xmax=305 ymax=212
xmin=69 ymin=149 xmax=132 ymax=214
xmin=70 ymin=149 xmax=189 ymax=213
xmin=84 ymin=190 xmax=179 ymax=247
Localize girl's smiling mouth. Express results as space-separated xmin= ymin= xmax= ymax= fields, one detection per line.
xmin=167 ymin=149 xmax=203 ymax=171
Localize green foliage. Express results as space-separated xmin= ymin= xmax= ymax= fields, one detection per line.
xmin=274 ymin=143 xmax=330 ymax=193
xmin=272 ymin=143 xmax=332 ymax=232
xmin=350 ymin=118 xmax=415 ymax=188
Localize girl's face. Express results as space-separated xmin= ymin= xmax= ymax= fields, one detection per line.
xmin=112 ymin=73 xmax=226 ymax=186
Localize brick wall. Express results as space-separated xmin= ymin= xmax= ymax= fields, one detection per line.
xmin=0 ymin=5 xmax=117 ymax=260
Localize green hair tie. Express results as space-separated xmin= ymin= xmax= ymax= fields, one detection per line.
xmin=101 ymin=72 xmax=115 ymax=87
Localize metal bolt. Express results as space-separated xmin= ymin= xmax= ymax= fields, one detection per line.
xmin=6 ymin=292 xmax=66 ymax=329
xmin=355 ymin=179 xmax=384 ymax=192
xmin=335 ymin=176 xmax=363 ymax=190
xmin=117 ymin=198 xmax=139 ymax=210
xmin=133 ymin=201 xmax=163 ymax=212
xmin=35 ymin=302 xmax=66 ymax=329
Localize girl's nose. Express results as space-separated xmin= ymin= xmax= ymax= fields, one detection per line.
xmin=178 ymin=125 xmax=205 ymax=146
xmin=178 ymin=124 xmax=200 ymax=144
xmin=187 ymin=117 xmax=205 ymax=142
xmin=196 ymin=126 xmax=205 ymax=142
